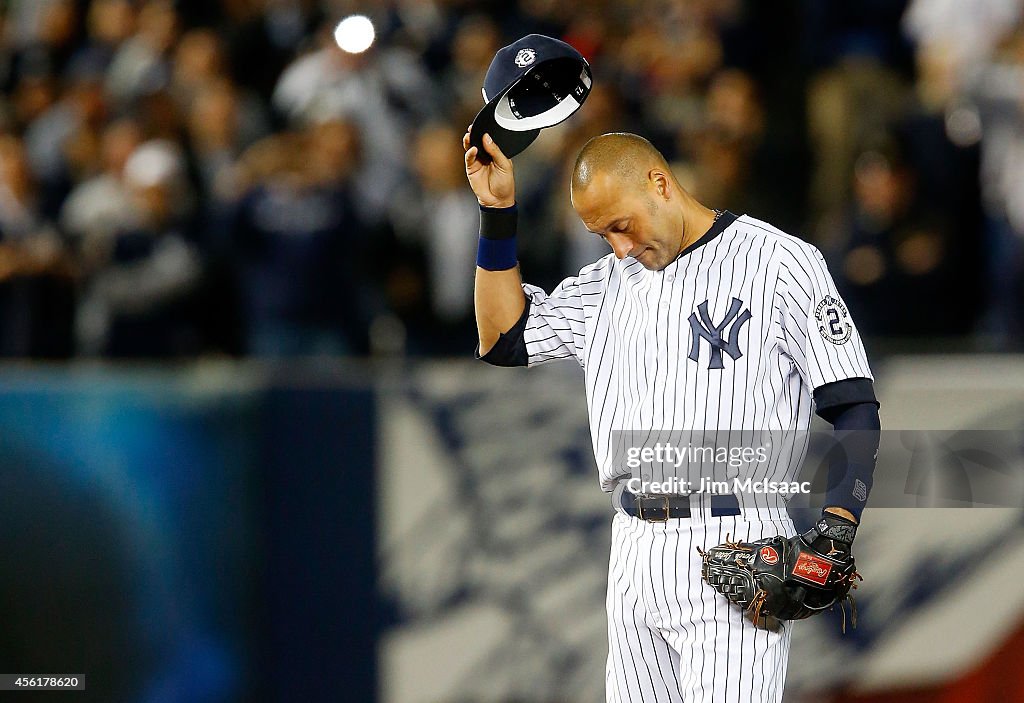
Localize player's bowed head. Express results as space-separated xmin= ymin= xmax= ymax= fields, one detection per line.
xmin=570 ymin=133 xmax=718 ymax=271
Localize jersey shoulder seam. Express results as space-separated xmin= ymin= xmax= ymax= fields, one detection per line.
xmin=735 ymin=215 xmax=819 ymax=256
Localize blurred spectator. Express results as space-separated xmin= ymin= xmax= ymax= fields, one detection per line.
xmin=220 ymin=0 xmax=322 ymax=102
xmin=23 ymin=49 xmax=108 ymax=217
xmin=806 ymin=59 xmax=912 ymax=230
xmin=681 ymin=69 xmax=768 ymax=216
xmin=59 ymin=116 xmax=141 ymax=247
xmin=6 ymin=62 xmax=57 ymax=137
xmin=171 ymin=26 xmax=271 ymax=154
xmin=4 ymin=0 xmax=80 ymax=86
xmin=961 ymin=24 xmax=1024 ymax=347
xmin=388 ymin=123 xmax=479 ymax=354
xmin=616 ymin=10 xmax=723 ymax=152
xmin=76 ymin=139 xmax=204 ymax=356
xmin=171 ymin=27 xmax=229 ymax=106
xmin=0 ymin=135 xmax=75 ymax=356
xmin=69 ymin=0 xmax=134 ymax=89
xmin=84 ymin=0 xmax=136 ymax=57
xmin=436 ymin=14 xmax=502 ymax=129
xmin=803 ymin=1 xmax=916 ymax=230
xmin=185 ymin=77 xmax=269 ymax=207
xmin=272 ymin=20 xmax=437 ymax=223
xmin=823 ymin=140 xmax=972 ymax=337
xmin=105 ymin=0 xmax=179 ymax=108
xmin=229 ymin=119 xmax=370 ymax=357
xmin=903 ymin=0 xmax=1022 ymax=81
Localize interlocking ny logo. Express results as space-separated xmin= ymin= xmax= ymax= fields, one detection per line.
xmin=688 ymin=297 xmax=752 ymax=369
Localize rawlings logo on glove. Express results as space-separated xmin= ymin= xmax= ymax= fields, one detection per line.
xmin=793 ymin=553 xmax=832 ymax=585
xmin=697 ymin=513 xmax=862 ymax=631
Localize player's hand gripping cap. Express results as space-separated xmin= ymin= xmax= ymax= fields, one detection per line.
xmin=469 ymin=34 xmax=592 ymax=164
xmin=698 ymin=513 xmax=862 ymax=632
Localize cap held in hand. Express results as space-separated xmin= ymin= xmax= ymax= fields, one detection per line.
xmin=469 ymin=34 xmax=592 ymax=164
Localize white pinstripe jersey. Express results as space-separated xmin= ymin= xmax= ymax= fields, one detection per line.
xmin=519 ymin=213 xmax=873 ymax=494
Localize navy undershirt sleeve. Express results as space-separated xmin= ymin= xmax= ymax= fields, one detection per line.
xmin=813 ymin=378 xmax=880 ymax=522
xmin=475 ymin=298 xmax=530 ymax=367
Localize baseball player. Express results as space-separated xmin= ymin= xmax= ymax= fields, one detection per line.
xmin=463 ymin=130 xmax=880 ymax=702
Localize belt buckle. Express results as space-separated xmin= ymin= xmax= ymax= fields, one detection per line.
xmin=637 ymin=494 xmax=671 ymax=522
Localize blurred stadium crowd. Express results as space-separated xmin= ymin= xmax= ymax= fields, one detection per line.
xmin=0 ymin=0 xmax=1022 ymax=358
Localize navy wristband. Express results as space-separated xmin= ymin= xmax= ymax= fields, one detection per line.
xmin=477 ymin=236 xmax=518 ymax=270
xmin=478 ymin=204 xmax=518 ymax=270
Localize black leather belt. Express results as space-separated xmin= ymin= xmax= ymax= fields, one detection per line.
xmin=621 ymin=492 xmax=741 ymax=522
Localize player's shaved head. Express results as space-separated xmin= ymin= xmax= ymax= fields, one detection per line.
xmin=572 ymin=133 xmax=670 ymax=195
xmin=570 ymin=131 xmax=712 ymax=271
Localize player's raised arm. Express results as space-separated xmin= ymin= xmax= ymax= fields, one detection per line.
xmin=463 ymin=129 xmax=526 ymax=355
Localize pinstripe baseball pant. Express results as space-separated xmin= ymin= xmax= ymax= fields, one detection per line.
xmin=606 ymin=510 xmax=795 ymax=702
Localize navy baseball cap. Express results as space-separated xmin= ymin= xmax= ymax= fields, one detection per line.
xmin=469 ymin=34 xmax=592 ymax=163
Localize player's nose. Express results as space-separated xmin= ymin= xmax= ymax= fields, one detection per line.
xmin=606 ymin=232 xmax=633 ymax=260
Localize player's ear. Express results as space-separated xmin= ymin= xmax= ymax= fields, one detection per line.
xmin=651 ymin=170 xmax=670 ymax=199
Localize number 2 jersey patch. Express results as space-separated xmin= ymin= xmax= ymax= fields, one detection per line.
xmin=815 ymin=295 xmax=852 ymax=345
